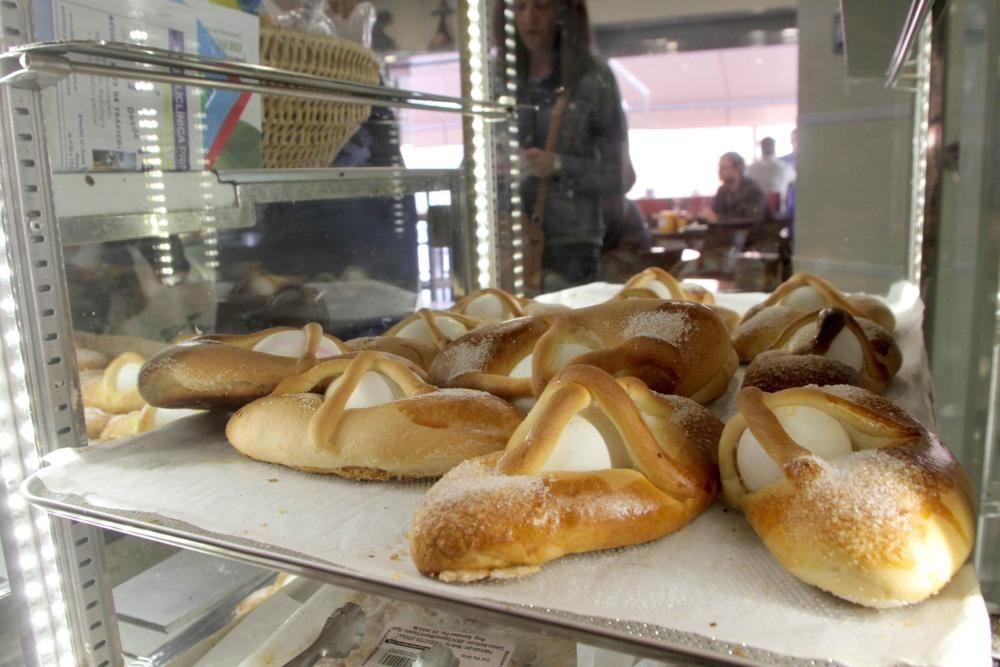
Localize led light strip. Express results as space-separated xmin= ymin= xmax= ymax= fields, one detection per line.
xmin=0 ymin=215 xmax=75 ymax=666
xmin=907 ymin=20 xmax=932 ymax=286
xmin=502 ymin=0 xmax=524 ymax=295
xmin=465 ymin=0 xmax=497 ymax=289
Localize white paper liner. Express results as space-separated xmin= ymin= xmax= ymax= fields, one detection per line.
xmin=29 ymin=281 xmax=992 ymax=667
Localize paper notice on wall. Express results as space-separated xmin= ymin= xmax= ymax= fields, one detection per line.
xmin=36 ymin=0 xmax=261 ymax=171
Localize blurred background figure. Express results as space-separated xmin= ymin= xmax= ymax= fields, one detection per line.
xmin=780 ymin=128 xmax=798 ymax=167
xmin=499 ymin=0 xmax=628 ymax=293
xmin=780 ymin=128 xmax=798 ymax=218
xmin=703 ymin=151 xmax=766 ymax=223
xmin=747 ymin=136 xmax=796 ymax=216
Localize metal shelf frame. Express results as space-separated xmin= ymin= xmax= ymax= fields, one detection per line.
xmin=22 ymin=479 xmax=764 ymax=667
xmin=0 ymin=40 xmax=517 ymax=118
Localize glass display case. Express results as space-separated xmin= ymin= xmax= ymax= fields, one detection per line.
xmin=0 ymin=0 xmax=997 ymax=666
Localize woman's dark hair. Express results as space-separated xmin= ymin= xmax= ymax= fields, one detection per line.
xmin=493 ymin=0 xmax=595 ymax=92
xmin=720 ymin=151 xmax=746 ymax=172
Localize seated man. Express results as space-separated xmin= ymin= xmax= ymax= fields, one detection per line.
xmin=703 ymin=151 xmax=766 ymax=223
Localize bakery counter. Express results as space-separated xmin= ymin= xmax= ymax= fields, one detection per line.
xmin=21 ymin=284 xmax=993 ymax=667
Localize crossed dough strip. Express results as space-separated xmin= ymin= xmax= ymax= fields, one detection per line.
xmin=82 ymin=352 xmax=147 ymax=414
xmin=718 ymin=385 xmax=975 ymax=608
xmin=741 ymin=307 xmax=902 ymax=394
xmin=449 ymin=287 xmax=566 ymax=322
xmin=138 ymin=323 xmax=351 ymax=411
xmin=739 ymin=272 xmax=896 ymax=332
xmin=226 ymin=351 xmax=523 ymax=480
xmin=409 ymin=365 xmax=722 ymax=581
xmin=613 ymin=267 xmax=740 ymax=332
xmin=429 ymin=299 xmax=737 ymax=406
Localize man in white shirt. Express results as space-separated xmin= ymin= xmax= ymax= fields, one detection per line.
xmin=746 ymin=136 xmax=796 ymax=215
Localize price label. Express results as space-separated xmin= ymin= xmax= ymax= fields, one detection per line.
xmin=361 ymin=624 xmax=515 ymax=667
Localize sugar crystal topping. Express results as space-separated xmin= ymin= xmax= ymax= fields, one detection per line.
xmin=622 ymin=310 xmax=691 ymax=345
xmin=442 ymin=337 xmax=495 ymax=372
xmin=789 ymin=448 xmax=928 ymax=565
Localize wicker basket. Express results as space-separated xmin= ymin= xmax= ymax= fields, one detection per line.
xmin=260 ymin=26 xmax=380 ymax=169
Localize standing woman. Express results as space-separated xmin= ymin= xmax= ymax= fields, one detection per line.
xmin=498 ymin=0 xmax=628 ymax=292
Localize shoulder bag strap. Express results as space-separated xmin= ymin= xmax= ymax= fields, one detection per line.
xmin=530 ymin=89 xmax=570 ymax=225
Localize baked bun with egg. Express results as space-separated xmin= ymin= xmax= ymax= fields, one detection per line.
xmin=409 ymin=365 xmax=721 ymax=581
xmin=449 ymin=288 xmax=566 ymax=322
xmin=138 ymin=323 xmax=350 ymax=411
xmin=719 ymin=385 xmax=975 ymax=608
xmin=739 ymin=272 xmax=895 ymax=332
xmin=741 ymin=308 xmax=901 ymax=393
xmin=346 ymin=309 xmax=483 ymax=373
xmin=613 ymin=267 xmax=739 ymax=331
xmin=95 ymin=405 xmax=206 ymax=443
xmin=82 ymin=352 xmax=147 ymax=414
xmin=430 ymin=299 xmax=737 ymax=409
xmin=226 ymin=351 xmax=522 ymax=480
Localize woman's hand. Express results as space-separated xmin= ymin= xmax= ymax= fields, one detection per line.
xmin=521 ymin=148 xmax=557 ymax=178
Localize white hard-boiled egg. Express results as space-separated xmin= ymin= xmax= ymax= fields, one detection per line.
xmin=736 ymin=405 xmax=852 ymax=492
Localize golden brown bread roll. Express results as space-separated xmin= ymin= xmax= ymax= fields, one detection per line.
xmin=409 ymin=365 xmax=721 ymax=581
xmin=138 ymin=323 xmax=350 ymax=411
xmin=740 ymin=272 xmax=896 ymax=332
xmin=82 ymin=352 xmax=147 ymax=414
xmin=613 ymin=267 xmax=740 ymax=332
xmin=741 ymin=308 xmax=902 ymax=393
xmin=719 ymin=385 xmax=975 ymax=608
xmin=449 ymin=287 xmax=566 ymax=321
xmin=226 ymin=351 xmax=523 ymax=480
xmin=430 ymin=299 xmax=737 ymax=407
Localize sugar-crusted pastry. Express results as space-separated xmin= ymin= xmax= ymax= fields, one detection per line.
xmin=226 ymin=351 xmax=523 ymax=480
xmin=410 ymin=365 xmax=721 ymax=581
xmin=719 ymin=385 xmax=975 ymax=608
xmin=449 ymin=288 xmax=566 ymax=322
xmin=740 ymin=272 xmax=895 ymax=332
xmin=741 ymin=308 xmax=902 ymax=393
xmin=82 ymin=352 xmax=147 ymax=414
xmin=137 ymin=323 xmax=350 ymax=411
xmin=613 ymin=267 xmax=739 ymax=331
xmin=430 ymin=299 xmax=737 ymax=408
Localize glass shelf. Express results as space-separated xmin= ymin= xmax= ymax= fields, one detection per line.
xmin=54 ymin=167 xmax=462 ymax=245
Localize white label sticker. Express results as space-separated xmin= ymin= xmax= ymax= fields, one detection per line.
xmin=361 ymin=624 xmax=515 ymax=667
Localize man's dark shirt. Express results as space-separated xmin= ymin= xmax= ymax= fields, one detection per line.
xmin=712 ymin=177 xmax=766 ymax=222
